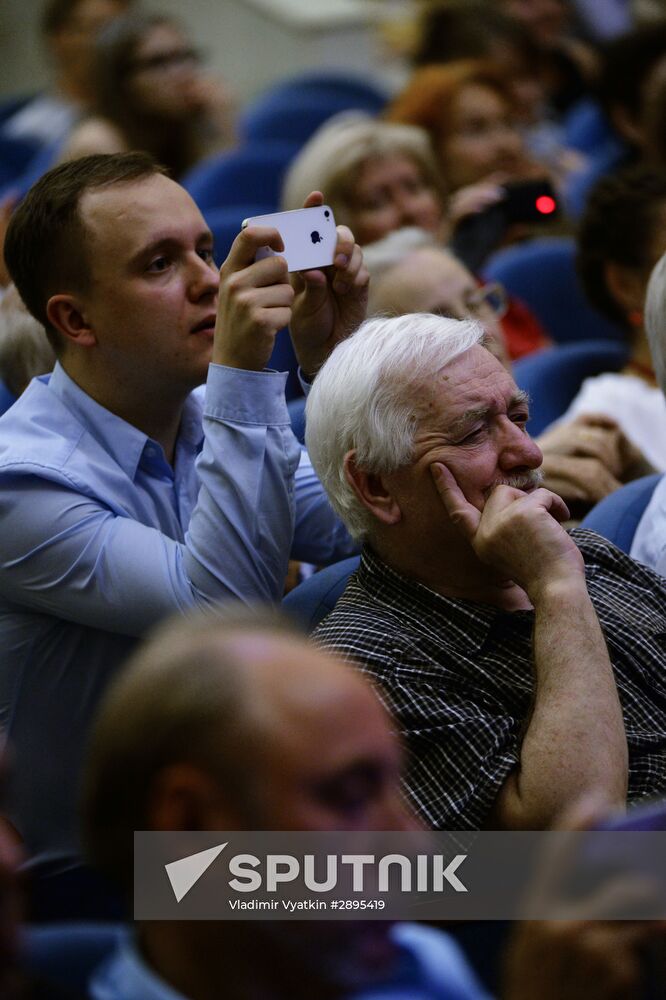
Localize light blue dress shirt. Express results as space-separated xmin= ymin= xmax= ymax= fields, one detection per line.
xmin=0 ymin=362 xmax=354 ymax=869
xmin=90 ymin=924 xmax=490 ymax=1000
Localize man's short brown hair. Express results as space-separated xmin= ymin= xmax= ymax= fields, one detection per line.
xmin=3 ymin=152 xmax=165 ymax=351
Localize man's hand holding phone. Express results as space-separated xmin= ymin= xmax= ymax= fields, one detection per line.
xmin=255 ymin=192 xmax=368 ymax=381
xmin=214 ymin=225 xmax=294 ymax=372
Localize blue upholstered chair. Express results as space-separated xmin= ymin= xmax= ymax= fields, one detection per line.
xmin=513 ymin=339 xmax=628 ymax=436
xmin=562 ymin=98 xmax=614 ymax=155
xmin=580 ymin=474 xmax=661 ymax=553
xmin=0 ymin=378 xmax=17 ymax=417
xmin=182 ymin=141 xmax=299 ymax=213
xmin=247 ymin=71 xmax=388 ymax=110
xmin=283 ymin=556 xmax=360 ymax=632
xmin=241 ymin=95 xmax=374 ymax=147
xmin=483 ymin=237 xmax=626 ymax=345
xmin=239 ymin=72 xmax=387 ymax=143
xmin=204 ymin=204 xmax=274 ymax=264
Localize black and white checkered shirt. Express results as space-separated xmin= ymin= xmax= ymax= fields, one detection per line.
xmin=313 ymin=529 xmax=666 ymax=830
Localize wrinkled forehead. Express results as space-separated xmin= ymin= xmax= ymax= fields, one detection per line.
xmin=415 ymin=343 xmax=520 ymax=421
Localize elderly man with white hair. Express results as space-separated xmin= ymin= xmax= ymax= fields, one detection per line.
xmin=306 ymin=313 xmax=666 ymax=832
xmin=630 ymin=249 xmax=666 ymax=571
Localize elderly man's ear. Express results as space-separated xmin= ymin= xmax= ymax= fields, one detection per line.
xmin=344 ymin=451 xmax=402 ymax=526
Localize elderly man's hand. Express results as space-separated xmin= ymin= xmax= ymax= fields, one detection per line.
xmin=289 ymin=191 xmax=369 ymax=381
xmin=214 ymin=226 xmax=295 ymax=371
xmin=431 ymin=462 xmax=585 ymax=600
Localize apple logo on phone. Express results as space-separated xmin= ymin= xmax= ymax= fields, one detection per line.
xmin=310 ymin=231 xmax=322 ymax=244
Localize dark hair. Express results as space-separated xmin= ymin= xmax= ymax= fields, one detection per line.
xmin=414 ymin=1 xmax=538 ymax=70
xmin=597 ymin=22 xmax=666 ymax=127
xmin=4 ymin=152 xmax=163 ymax=349
xmin=577 ymin=166 xmax=666 ymax=329
xmin=41 ymin=0 xmax=128 ymax=37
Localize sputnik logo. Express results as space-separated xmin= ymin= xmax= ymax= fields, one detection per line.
xmin=165 ymin=843 xmax=227 ymax=902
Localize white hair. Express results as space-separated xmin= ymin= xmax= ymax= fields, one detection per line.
xmin=280 ymin=112 xmax=444 ymax=228
xmin=305 ymin=312 xmax=484 ymax=540
xmin=645 ymin=250 xmax=666 ymax=398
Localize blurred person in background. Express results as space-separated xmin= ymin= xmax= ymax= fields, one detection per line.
xmin=412 ymin=2 xmax=587 ymax=180
xmin=494 ymin=0 xmax=599 ymax=111
xmin=386 ymin=60 xmax=565 ymax=269
xmin=83 ymin=606 xmax=662 ymax=1000
xmin=559 ymin=165 xmax=666 ymax=471
xmin=631 ymin=248 xmax=666 ymax=572
xmin=0 ymin=287 xmax=55 ymax=400
xmin=282 ymin=114 xmax=549 ymax=360
xmin=595 ymin=21 xmax=666 ymax=168
xmin=60 ymin=11 xmax=236 ymax=179
xmin=364 ymin=226 xmax=643 ymax=511
xmin=1 ymin=0 xmax=132 ymax=148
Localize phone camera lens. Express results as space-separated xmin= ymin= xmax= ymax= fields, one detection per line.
xmin=324 ymin=210 xmax=330 ymax=218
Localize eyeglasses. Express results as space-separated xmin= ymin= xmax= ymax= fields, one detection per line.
xmin=129 ymin=47 xmax=201 ymax=74
xmin=464 ymin=282 xmax=507 ymax=320
xmin=432 ymin=282 xmax=508 ymax=322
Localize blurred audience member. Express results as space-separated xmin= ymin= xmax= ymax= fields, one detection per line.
xmin=386 ymin=61 xmax=564 ymax=267
xmin=631 ymin=250 xmax=666 ymax=571
xmin=282 ymin=114 xmax=448 ymax=245
xmin=282 ymin=114 xmax=548 ymax=358
xmin=365 ymin=227 xmax=643 ymax=509
xmin=0 ymin=287 xmax=55 ymax=399
xmin=596 ymin=21 xmax=666 ymax=164
xmin=387 ymin=61 xmax=543 ymax=199
xmin=413 ymin=2 xmax=586 ymax=177
xmin=2 ymin=0 xmax=131 ymax=148
xmin=83 ymin=607 xmax=661 ymax=1000
xmin=495 ymin=0 xmax=598 ymax=111
xmin=561 ymin=166 xmax=666 ymax=470
xmin=60 ymin=11 xmax=236 ymax=179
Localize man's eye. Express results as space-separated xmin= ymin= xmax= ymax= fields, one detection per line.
xmin=198 ymin=247 xmax=215 ymax=265
xmin=147 ymin=256 xmax=170 ymax=272
xmin=511 ymin=413 xmax=529 ymax=426
xmin=460 ymin=427 xmax=484 ymax=444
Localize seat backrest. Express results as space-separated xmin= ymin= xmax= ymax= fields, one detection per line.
xmin=182 ymin=141 xmax=299 ymax=212
xmin=247 ymin=71 xmax=388 ymax=113
xmin=283 ymin=556 xmax=360 ymax=632
xmin=204 ymin=203 xmax=274 ymax=264
xmin=513 ymin=339 xmax=628 ymax=436
xmin=241 ymin=96 xmax=371 ymax=147
xmin=562 ymin=98 xmax=615 ymax=154
xmin=580 ymin=474 xmax=662 ymax=552
xmin=0 ymin=378 xmax=17 ymax=417
xmin=483 ymin=237 xmax=626 ymax=344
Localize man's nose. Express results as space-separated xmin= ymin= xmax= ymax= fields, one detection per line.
xmin=499 ymin=419 xmax=543 ymax=471
xmin=188 ymin=255 xmax=219 ymax=299
xmin=398 ymin=194 xmax=421 ymax=225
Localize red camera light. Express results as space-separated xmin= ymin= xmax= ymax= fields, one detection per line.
xmin=535 ymin=195 xmax=557 ymax=215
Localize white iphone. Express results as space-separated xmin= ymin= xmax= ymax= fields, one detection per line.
xmin=241 ymin=205 xmax=337 ymax=272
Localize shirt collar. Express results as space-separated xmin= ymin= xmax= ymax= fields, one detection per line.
xmin=47 ymin=363 xmax=204 ymax=480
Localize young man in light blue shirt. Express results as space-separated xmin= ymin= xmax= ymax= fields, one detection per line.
xmin=0 ymin=152 xmax=366 ymax=872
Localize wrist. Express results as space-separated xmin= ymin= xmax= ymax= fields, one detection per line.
xmin=527 ymin=571 xmax=589 ymax=607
